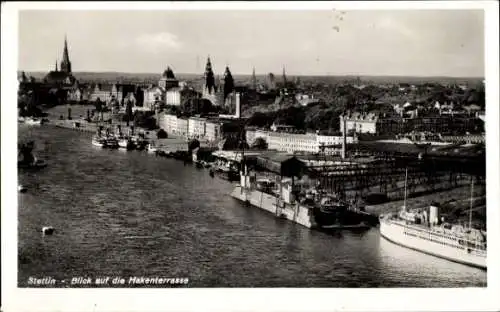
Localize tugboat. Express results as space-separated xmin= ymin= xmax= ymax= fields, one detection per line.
xmin=214 ymin=163 xmax=240 ymax=181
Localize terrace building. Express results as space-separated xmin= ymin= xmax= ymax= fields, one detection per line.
xmin=188 ymin=116 xmax=207 ymax=139
xmin=246 ymin=129 xmax=357 ymax=155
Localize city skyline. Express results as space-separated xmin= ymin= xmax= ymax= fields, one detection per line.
xmin=18 ymin=9 xmax=484 ymax=77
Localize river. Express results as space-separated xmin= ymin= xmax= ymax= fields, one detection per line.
xmin=17 ymin=125 xmax=487 ymax=287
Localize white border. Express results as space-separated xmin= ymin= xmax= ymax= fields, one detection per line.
xmin=2 ymin=2 xmax=499 ymax=312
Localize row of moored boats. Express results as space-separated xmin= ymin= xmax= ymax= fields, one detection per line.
xmin=92 ymin=133 xmax=149 ymax=151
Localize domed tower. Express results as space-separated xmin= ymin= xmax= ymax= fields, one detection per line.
xmin=159 ymin=66 xmax=179 ymax=89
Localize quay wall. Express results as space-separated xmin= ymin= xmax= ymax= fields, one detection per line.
xmin=46 ymin=120 xmax=190 ymax=153
xmin=364 ymin=184 xmax=486 ymax=216
xmin=230 ymin=186 xmax=315 ymax=228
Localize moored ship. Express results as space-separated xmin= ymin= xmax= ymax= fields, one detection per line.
xmin=312 ymin=194 xmax=371 ymax=230
xmin=379 ymin=170 xmax=486 ymax=270
xmin=92 ymin=136 xmax=107 ymax=147
xmin=118 ymin=137 xmax=136 ymax=150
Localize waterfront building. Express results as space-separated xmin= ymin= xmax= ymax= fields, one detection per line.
xmin=159 ymin=113 xmax=178 ymax=134
xmin=246 ymin=129 xmax=357 ymax=155
xmin=188 ymin=116 xmax=208 ymax=139
xmin=205 ymin=119 xmax=223 ymax=142
xmin=176 ymin=117 xmax=189 ymax=137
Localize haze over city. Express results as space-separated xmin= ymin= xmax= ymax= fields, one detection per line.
xmin=18 ymin=9 xmax=484 ymax=77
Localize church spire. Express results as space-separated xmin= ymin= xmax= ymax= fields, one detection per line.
xmin=223 ymin=66 xmax=234 ymax=100
xmin=60 ymin=34 xmax=72 ymax=74
xmin=55 ymin=59 xmax=58 ymax=72
xmin=204 ymin=56 xmax=215 ymax=94
xmin=251 ymin=67 xmax=257 ymax=90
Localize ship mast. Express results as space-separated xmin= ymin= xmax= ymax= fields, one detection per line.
xmin=469 ymin=178 xmax=474 ymax=230
xmin=403 ymin=168 xmax=408 ymax=211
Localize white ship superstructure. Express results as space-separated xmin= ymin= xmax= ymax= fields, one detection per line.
xmin=380 ymin=208 xmax=486 ymax=269
xmin=379 ymin=170 xmax=486 ymax=270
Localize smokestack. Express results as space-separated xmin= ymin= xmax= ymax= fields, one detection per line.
xmin=235 ymin=92 xmax=241 ymax=118
xmin=342 ymin=115 xmax=347 ymax=159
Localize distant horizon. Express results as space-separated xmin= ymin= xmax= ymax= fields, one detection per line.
xmin=18 ymin=70 xmax=485 ymax=80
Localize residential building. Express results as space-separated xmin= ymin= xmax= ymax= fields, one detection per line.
xmin=339 ymin=112 xmax=379 ymax=134
xmin=205 ymin=119 xmax=223 ymax=142
xmin=176 ymin=117 xmax=189 ymax=137
xmin=159 ymin=113 xmax=178 ymax=134
xmin=188 ymin=116 xmax=207 ymax=139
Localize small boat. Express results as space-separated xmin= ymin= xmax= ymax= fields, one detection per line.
xmin=18 ymin=184 xmax=27 ymax=193
xmin=92 ymin=136 xmax=107 ymax=148
xmin=25 ymin=117 xmax=43 ymax=125
xmin=41 ymin=226 xmax=55 ymax=235
xmin=131 ymin=136 xmax=148 ymax=150
xmin=195 ymin=161 xmax=204 ymax=169
xmin=104 ymin=136 xmax=119 ymax=149
xmin=147 ymin=144 xmax=158 ymax=153
xmin=118 ymin=137 xmax=136 ymax=150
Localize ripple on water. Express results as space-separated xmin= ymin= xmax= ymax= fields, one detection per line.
xmin=17 ymin=126 xmax=487 ymax=287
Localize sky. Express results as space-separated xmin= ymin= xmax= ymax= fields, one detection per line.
xmin=18 ymin=9 xmax=485 ymax=77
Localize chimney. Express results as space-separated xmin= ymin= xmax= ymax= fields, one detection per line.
xmin=235 ymin=92 xmax=241 ymax=118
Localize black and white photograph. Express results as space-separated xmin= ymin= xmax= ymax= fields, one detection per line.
xmin=2 ymin=1 xmax=499 ymax=311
